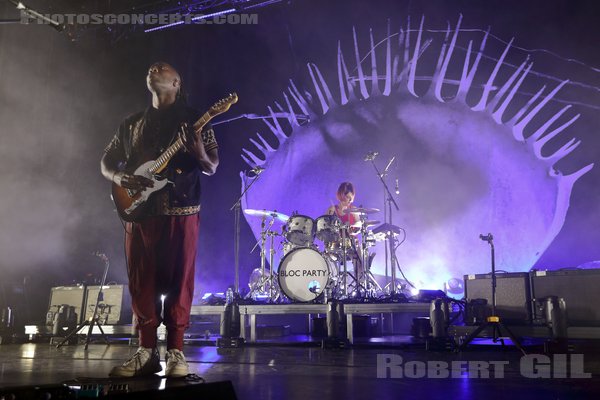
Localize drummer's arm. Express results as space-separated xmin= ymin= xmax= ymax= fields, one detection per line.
xmin=326 ymin=205 xmax=336 ymax=215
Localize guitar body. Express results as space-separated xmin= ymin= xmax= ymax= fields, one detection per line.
xmin=111 ymin=160 xmax=169 ymax=222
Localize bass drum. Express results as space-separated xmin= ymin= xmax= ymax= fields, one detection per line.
xmin=278 ymin=247 xmax=337 ymax=302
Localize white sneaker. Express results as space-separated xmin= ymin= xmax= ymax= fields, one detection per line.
xmin=165 ymin=349 xmax=189 ymax=377
xmin=109 ymin=347 xmax=162 ymax=377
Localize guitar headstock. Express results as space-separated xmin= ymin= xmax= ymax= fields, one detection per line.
xmin=208 ymin=92 xmax=238 ymax=117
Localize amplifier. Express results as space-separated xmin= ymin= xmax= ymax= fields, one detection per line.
xmin=84 ymin=285 xmax=131 ymax=325
xmin=530 ymin=269 xmax=600 ymax=327
xmin=47 ymin=286 xmax=86 ymax=325
xmin=464 ymin=272 xmax=532 ymax=324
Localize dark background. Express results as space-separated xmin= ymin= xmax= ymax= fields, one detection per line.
xmin=0 ymin=0 xmax=598 ymax=322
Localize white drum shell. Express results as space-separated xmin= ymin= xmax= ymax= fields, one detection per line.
xmin=278 ymin=247 xmax=336 ymax=302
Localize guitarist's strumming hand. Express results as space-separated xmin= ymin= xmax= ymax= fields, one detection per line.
xmin=113 ymin=171 xmax=154 ymax=192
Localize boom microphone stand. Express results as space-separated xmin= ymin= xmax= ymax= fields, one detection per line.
xmin=231 ymin=167 xmax=264 ymax=294
xmin=365 ymin=152 xmax=402 ymax=296
xmin=57 ymin=252 xmax=110 ymax=350
xmin=458 ymin=234 xmax=526 ymax=355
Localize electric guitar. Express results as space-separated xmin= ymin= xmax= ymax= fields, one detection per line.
xmin=111 ymin=93 xmax=238 ymax=222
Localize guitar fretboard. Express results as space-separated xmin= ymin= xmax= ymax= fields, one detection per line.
xmin=148 ymin=111 xmax=211 ymax=174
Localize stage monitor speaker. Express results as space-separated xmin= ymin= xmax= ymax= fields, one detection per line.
xmin=84 ymin=285 xmax=131 ymax=325
xmin=530 ymin=268 xmax=600 ymax=327
xmin=47 ymin=286 xmax=86 ymax=325
xmin=464 ymin=272 xmax=532 ymax=325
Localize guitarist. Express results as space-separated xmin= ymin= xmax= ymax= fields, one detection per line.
xmin=100 ymin=62 xmax=219 ymax=378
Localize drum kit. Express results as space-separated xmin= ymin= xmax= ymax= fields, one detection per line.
xmin=244 ymin=206 xmax=391 ymax=303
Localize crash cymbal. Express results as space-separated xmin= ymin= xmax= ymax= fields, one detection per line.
xmin=244 ymin=209 xmax=290 ymax=222
xmin=343 ymin=207 xmax=380 ymax=215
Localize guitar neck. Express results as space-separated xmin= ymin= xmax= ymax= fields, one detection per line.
xmin=149 ymin=111 xmax=212 ymax=174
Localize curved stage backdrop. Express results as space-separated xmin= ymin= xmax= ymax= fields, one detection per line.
xmin=240 ymin=16 xmax=597 ymax=291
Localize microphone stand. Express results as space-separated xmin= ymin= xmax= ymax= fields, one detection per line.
xmin=57 ymin=252 xmax=110 ymax=350
xmin=458 ymin=234 xmax=526 ymax=355
xmin=368 ymin=157 xmax=402 ymax=297
xmin=230 ymin=169 xmax=263 ymax=294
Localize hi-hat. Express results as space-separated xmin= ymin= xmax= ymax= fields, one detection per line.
xmin=343 ymin=207 xmax=380 ymax=215
xmin=244 ymin=209 xmax=290 ymax=222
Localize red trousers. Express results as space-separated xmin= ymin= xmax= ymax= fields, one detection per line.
xmin=125 ymin=214 xmax=200 ymax=350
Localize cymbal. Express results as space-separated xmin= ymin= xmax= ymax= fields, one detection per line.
xmin=343 ymin=207 xmax=380 ymax=215
xmin=244 ymin=209 xmax=290 ymax=222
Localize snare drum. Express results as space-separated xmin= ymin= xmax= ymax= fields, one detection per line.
xmin=284 ymin=215 xmax=314 ymax=246
xmin=315 ymin=214 xmax=341 ymax=242
xmin=325 ymin=237 xmax=355 ymax=253
xmin=278 ymin=247 xmax=337 ymax=302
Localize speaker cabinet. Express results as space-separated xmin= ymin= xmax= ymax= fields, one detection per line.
xmin=47 ymin=286 xmax=86 ymax=325
xmin=464 ymin=272 xmax=532 ymax=324
xmin=531 ymin=269 xmax=600 ymax=327
xmin=84 ymin=285 xmax=131 ymax=325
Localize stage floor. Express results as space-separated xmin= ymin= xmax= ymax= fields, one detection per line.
xmin=1 ymin=341 xmax=599 ymax=399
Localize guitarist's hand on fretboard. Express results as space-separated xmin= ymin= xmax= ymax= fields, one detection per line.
xmin=178 ymin=123 xmax=207 ymax=158
xmin=114 ymin=171 xmax=155 ymax=192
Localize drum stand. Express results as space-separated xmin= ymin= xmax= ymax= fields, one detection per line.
xmin=358 ymin=218 xmax=381 ymax=297
xmin=336 ymin=224 xmax=361 ymax=298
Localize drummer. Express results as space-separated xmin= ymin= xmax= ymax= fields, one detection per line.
xmin=326 ymin=181 xmax=360 ymax=235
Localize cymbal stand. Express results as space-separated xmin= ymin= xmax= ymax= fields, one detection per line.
xmin=231 ymin=169 xmax=264 ymax=294
xmin=246 ymin=215 xmax=278 ymax=301
xmin=268 ymin=229 xmax=279 ymax=301
xmin=341 ymin=224 xmax=349 ymax=298
xmin=335 ymin=223 xmax=357 ymax=298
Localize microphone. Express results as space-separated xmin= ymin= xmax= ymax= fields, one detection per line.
xmin=479 ymin=233 xmax=493 ymax=242
xmin=363 ymin=151 xmax=379 ymax=161
xmin=383 ymin=156 xmax=396 ymax=173
xmin=251 ymin=166 xmax=265 ymax=175
xmin=395 ymin=179 xmax=400 ymax=195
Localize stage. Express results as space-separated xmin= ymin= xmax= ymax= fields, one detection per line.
xmin=1 ymin=341 xmax=599 ymax=399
